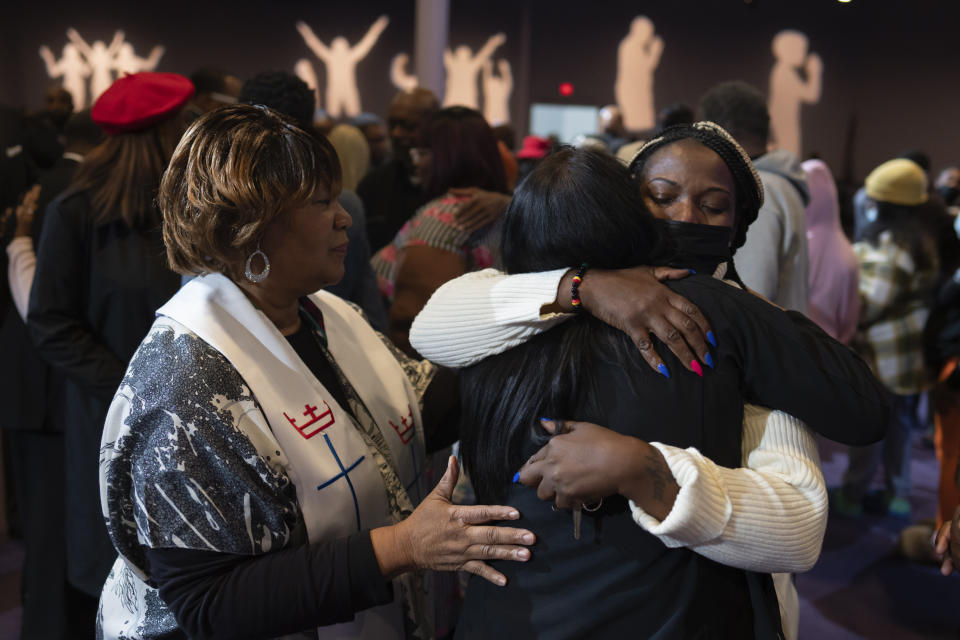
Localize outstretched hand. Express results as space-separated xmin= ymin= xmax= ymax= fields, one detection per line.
xmin=569 ymin=266 xmax=714 ymax=376
xmin=378 ymin=456 xmax=535 ymax=586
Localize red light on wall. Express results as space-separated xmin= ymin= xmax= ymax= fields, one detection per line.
xmin=558 ymin=82 xmax=574 ymax=97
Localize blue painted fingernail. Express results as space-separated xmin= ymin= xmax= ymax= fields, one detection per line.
xmin=539 ymin=417 xmax=552 ymax=423
xmin=657 ymin=363 xmax=670 ymax=378
xmin=707 ymin=331 xmax=717 ymax=347
xmin=512 ymin=471 xmax=520 ymax=484
xmin=688 ymin=268 xmax=697 ymax=275
xmin=704 ymin=352 xmax=714 ymax=369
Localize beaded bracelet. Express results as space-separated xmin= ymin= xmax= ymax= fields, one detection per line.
xmin=571 ymin=263 xmax=589 ymax=311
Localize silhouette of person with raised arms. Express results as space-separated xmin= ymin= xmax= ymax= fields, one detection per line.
xmin=443 ymin=33 xmax=506 ymax=109
xmin=66 ymin=29 xmax=125 ymax=103
xmin=39 ymin=42 xmax=90 ymax=109
xmin=296 ymin=15 xmax=389 ymax=118
xmin=615 ymin=16 xmax=663 ymax=131
xmin=114 ymin=41 xmax=165 ymax=76
xmin=768 ymin=30 xmax=822 ymax=157
xmin=482 ymin=59 xmax=512 ymax=126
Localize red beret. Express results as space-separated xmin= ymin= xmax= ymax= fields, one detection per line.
xmin=91 ymin=72 xmax=194 ymax=135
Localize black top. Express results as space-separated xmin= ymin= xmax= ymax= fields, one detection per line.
xmin=141 ymin=316 xmax=393 ymax=639
xmin=146 ymin=531 xmax=390 ymax=640
xmin=28 ymin=190 xmax=181 ymax=400
xmin=284 ymin=315 xmax=354 ymax=416
xmin=26 ymin=189 xmax=181 ymax=594
xmin=0 ymin=155 xmax=78 ymax=433
xmin=356 ymin=158 xmax=429 ymax=253
xmin=457 ymin=275 xmax=888 ymax=640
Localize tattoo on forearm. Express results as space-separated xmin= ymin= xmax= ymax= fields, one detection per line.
xmin=644 ymin=449 xmax=671 ymax=503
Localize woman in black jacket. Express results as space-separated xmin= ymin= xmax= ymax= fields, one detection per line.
xmin=455 ymin=146 xmax=886 ymax=639
xmin=26 ymin=73 xmax=191 ymax=617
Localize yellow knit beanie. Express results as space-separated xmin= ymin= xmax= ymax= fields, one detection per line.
xmin=865 ymin=158 xmax=928 ymax=206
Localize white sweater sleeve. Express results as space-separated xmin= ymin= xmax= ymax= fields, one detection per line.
xmin=409 ymin=267 xmax=571 ymax=368
xmin=6 ymin=237 xmax=36 ymax=321
xmin=629 ymin=404 xmax=827 ymax=573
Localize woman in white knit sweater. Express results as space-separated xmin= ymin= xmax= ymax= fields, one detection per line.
xmin=413 ymin=123 xmax=887 ymax=639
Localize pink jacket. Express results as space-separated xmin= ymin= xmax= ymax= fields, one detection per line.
xmin=802 ymin=159 xmax=860 ymax=343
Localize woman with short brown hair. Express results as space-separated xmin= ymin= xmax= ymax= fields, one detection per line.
xmin=97 ymin=103 xmax=534 ymax=640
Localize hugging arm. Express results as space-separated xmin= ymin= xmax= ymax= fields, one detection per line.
xmin=519 ymin=404 xmax=827 ymax=574
xmin=713 ymin=282 xmax=888 ymax=444
xmin=390 ymin=245 xmax=467 ymax=357
xmin=630 ymin=406 xmax=826 ymax=573
xmin=409 ymin=266 xmax=712 ymax=373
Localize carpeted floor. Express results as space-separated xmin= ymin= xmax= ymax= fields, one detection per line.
xmin=0 ymin=433 xmax=956 ymax=639
xmin=0 ymin=539 xmax=22 ymax=639
xmin=799 ymin=433 xmax=960 ymax=639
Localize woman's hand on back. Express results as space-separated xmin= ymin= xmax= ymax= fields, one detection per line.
xmin=450 ymin=187 xmax=511 ymax=233
xmin=518 ymin=419 xmax=679 ymax=521
xmin=559 ymin=266 xmax=714 ymax=376
xmin=371 ymin=456 xmax=535 ymax=586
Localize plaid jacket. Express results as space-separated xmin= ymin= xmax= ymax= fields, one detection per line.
xmin=853 ymin=231 xmax=937 ymax=395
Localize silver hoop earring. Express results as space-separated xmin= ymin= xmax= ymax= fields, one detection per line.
xmin=244 ymin=245 xmax=270 ymax=283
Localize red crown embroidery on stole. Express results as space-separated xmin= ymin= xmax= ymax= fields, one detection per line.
xmin=284 ymin=401 xmax=336 ymax=439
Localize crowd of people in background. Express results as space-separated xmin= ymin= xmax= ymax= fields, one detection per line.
xmin=3 ymin=61 xmax=960 ymax=639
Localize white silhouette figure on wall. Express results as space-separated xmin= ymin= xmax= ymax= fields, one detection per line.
xmin=768 ymin=30 xmax=822 ymax=157
xmin=67 ymin=29 xmax=125 ymax=102
xmin=482 ymin=59 xmax=512 ymax=126
xmin=296 ymin=15 xmax=389 ymax=118
xmin=38 ymin=43 xmax=90 ymax=109
xmin=114 ymin=42 xmax=165 ymax=76
xmin=615 ymin=16 xmax=663 ymax=131
xmin=294 ymin=58 xmax=322 ymax=109
xmin=443 ymin=33 xmax=506 ymax=109
xmin=40 ymin=30 xmax=166 ymax=108
xmin=391 ymin=53 xmax=418 ymax=91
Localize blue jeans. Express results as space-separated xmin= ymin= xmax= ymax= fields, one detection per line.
xmin=842 ymin=392 xmax=919 ymax=501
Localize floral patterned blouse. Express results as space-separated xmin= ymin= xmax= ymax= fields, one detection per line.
xmin=370 ymin=193 xmax=500 ymax=301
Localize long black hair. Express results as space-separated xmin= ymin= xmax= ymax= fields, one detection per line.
xmin=460 ymin=148 xmax=661 ymax=503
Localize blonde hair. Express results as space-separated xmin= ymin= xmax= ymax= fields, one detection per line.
xmin=327 ymin=124 xmax=370 ymax=192
xmin=160 ymin=104 xmax=341 ymax=280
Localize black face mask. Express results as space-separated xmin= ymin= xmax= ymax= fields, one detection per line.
xmin=653 ymin=219 xmax=734 ymax=274
xmin=938 ymin=186 xmax=960 ymax=207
